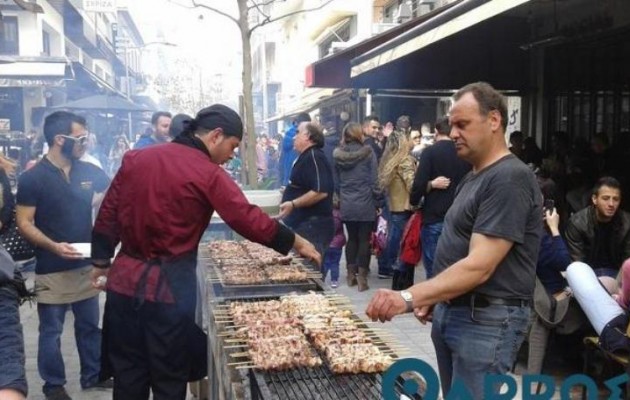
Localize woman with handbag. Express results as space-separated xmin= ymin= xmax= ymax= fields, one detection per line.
xmin=334 ymin=122 xmax=382 ymax=292
xmin=377 ymin=131 xmax=417 ymax=290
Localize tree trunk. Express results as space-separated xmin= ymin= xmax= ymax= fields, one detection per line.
xmin=237 ymin=0 xmax=258 ymax=189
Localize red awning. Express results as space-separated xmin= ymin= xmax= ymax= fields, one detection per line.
xmin=304 ymin=0 xmax=462 ymax=89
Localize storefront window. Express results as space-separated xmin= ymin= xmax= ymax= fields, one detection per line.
xmin=0 ymin=16 xmax=19 ymax=55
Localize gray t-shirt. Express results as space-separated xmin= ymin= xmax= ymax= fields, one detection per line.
xmin=433 ymin=154 xmax=542 ymax=299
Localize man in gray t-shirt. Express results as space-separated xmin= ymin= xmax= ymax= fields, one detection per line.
xmin=366 ymin=82 xmax=542 ymax=398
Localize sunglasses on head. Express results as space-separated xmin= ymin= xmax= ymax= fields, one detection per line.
xmin=59 ymin=135 xmax=88 ymax=145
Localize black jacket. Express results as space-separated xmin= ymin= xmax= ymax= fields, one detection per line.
xmin=565 ymin=206 xmax=630 ymax=269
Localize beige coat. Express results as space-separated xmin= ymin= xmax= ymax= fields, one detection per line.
xmin=387 ymin=155 xmax=417 ymax=212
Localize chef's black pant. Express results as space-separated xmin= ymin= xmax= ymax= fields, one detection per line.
xmin=102 ymin=291 xmax=207 ymax=400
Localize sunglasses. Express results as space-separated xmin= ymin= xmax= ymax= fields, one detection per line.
xmin=59 ymin=135 xmax=88 ymax=145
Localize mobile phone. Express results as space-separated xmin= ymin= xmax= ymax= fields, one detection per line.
xmin=543 ymin=199 xmax=555 ymax=213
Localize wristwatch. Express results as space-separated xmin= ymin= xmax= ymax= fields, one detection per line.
xmin=400 ymin=290 xmax=413 ymax=313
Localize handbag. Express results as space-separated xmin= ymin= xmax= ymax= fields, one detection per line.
xmin=0 ymin=213 xmax=35 ymax=262
xmin=399 ymin=211 xmax=422 ymax=265
xmin=370 ymin=215 xmax=388 ymax=256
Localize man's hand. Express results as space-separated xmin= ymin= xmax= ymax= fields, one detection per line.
xmin=544 ymin=208 xmax=560 ymax=236
xmin=383 ymin=122 xmax=394 ymax=138
xmin=54 ymin=243 xmax=83 ymax=259
xmin=293 ymin=234 xmax=321 ymax=266
xmin=91 ymin=267 xmax=109 ymax=290
xmin=365 ymin=289 xmax=407 ymax=322
xmin=431 ymin=176 xmax=451 ymax=190
xmin=278 ymin=201 xmax=294 ymax=219
xmin=414 ymin=305 xmax=434 ymax=325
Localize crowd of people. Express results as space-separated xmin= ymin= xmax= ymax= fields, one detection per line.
xmin=1 ymin=80 xmax=629 ymax=400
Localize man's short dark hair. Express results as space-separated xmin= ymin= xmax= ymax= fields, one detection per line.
xmin=592 ymin=176 xmax=621 ymax=197
xmin=43 ymin=111 xmax=86 ymax=146
xmin=435 ymin=116 xmax=451 ymax=136
xmin=362 ymin=115 xmax=380 ymax=125
xmin=304 ymin=122 xmax=324 ymax=148
xmin=454 ymin=82 xmax=507 ymax=132
xmin=294 ymin=112 xmax=311 ymax=125
xmin=151 ymin=111 xmax=172 ymax=126
xmin=190 ymin=104 xmax=243 ymax=140
xmin=169 ymin=113 xmax=192 ymax=138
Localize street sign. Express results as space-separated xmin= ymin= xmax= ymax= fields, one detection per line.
xmin=83 ymin=0 xmax=117 ymax=13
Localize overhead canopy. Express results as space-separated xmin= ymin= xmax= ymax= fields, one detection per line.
xmin=305 ymin=0 xmax=462 ymax=89
xmin=350 ymin=0 xmax=534 ymax=91
xmin=53 ymin=94 xmax=149 ymax=112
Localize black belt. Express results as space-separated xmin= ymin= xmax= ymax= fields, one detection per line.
xmin=449 ymin=293 xmax=530 ymax=308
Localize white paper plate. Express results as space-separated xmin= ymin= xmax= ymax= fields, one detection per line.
xmin=71 ymin=243 xmax=91 ymax=258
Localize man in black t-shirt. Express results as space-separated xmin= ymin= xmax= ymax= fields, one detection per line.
xmin=279 ymin=122 xmax=334 ymax=260
xmin=16 ymin=111 xmax=111 ymax=400
xmin=366 ymin=82 xmax=542 ymax=398
xmin=565 ymin=176 xmax=630 ymax=278
xmin=410 ymin=116 xmax=471 ymax=279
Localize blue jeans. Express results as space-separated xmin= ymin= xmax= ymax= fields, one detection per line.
xmin=421 ymin=222 xmax=443 ymax=279
xmin=38 ymin=295 xmax=102 ymax=392
xmin=384 ymin=212 xmax=412 ymax=272
xmin=431 ymin=302 xmax=530 ymax=398
xmin=0 ymin=285 xmax=27 ymax=397
xmin=322 ymin=247 xmax=342 ymax=281
xmin=292 ymin=216 xmax=334 ymax=267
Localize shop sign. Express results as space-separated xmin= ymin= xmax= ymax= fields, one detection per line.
xmin=83 ymin=0 xmax=116 ymax=13
xmin=0 ymin=119 xmax=10 ymax=131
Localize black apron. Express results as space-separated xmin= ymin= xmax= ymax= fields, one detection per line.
xmin=101 ymin=251 xmax=207 ymax=382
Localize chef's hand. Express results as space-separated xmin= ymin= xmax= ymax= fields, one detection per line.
xmin=278 ymin=201 xmax=294 ymax=219
xmin=365 ymin=289 xmax=407 ymax=322
xmin=54 ymin=242 xmax=83 ymax=259
xmin=293 ymin=234 xmax=321 ymax=266
xmin=90 ymin=267 xmax=109 ymax=290
xmin=414 ymin=305 xmax=434 ymax=325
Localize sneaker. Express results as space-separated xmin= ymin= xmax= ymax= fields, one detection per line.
xmin=84 ymin=378 xmax=114 ymax=390
xmin=378 ymin=272 xmax=393 ymax=279
xmin=330 ymin=280 xmax=339 ymax=288
xmin=44 ymin=387 xmax=72 ymax=400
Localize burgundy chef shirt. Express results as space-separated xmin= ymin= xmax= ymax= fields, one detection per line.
xmin=92 ymin=143 xmax=294 ymax=302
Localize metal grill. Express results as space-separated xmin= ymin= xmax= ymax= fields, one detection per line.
xmin=217 ymin=296 xmax=423 ymax=400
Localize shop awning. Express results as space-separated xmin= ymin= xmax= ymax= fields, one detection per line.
xmin=305 ymin=0 xmax=462 ymax=89
xmin=70 ymin=62 xmax=119 ymax=94
xmin=0 ymin=61 xmax=66 ymax=77
xmin=0 ymin=58 xmax=70 ymax=87
xmin=350 ymin=0 xmax=534 ymax=90
xmin=265 ymin=88 xmax=351 ymax=123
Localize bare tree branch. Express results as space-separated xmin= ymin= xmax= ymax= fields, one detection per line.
xmin=249 ymin=0 xmax=335 ymax=34
xmin=169 ymin=0 xmax=239 ymax=26
xmin=248 ymin=0 xmax=271 ymax=23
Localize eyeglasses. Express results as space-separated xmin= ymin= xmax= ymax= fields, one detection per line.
xmin=59 ymin=135 xmax=88 ymax=146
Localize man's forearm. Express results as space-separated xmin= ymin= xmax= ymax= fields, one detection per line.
xmin=408 ymin=257 xmax=496 ymax=308
xmin=293 ymin=191 xmax=328 ymax=208
xmin=18 ymin=222 xmax=57 ymax=252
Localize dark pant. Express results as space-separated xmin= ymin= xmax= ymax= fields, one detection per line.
xmin=421 ymin=222 xmax=443 ymax=279
xmin=344 ymin=221 xmax=373 ymax=270
xmin=322 ymin=247 xmax=342 ymax=281
xmin=0 ymin=285 xmax=27 ymax=397
xmin=38 ymin=296 xmax=101 ymax=392
xmin=103 ymin=291 xmax=207 ymax=400
xmin=431 ymin=302 xmax=530 ymax=398
xmin=293 ymin=216 xmax=335 ymax=266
